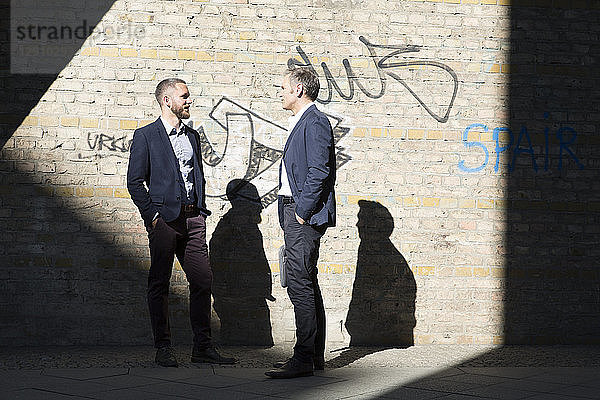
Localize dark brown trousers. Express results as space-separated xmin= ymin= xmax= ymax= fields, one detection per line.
xmin=147 ymin=212 xmax=212 ymax=349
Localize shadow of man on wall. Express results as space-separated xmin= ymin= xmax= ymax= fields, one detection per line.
xmin=329 ymin=200 xmax=416 ymax=368
xmin=209 ymin=179 xmax=274 ymax=346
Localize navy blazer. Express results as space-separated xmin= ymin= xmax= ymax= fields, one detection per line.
xmin=127 ymin=118 xmax=210 ymax=227
xmin=278 ymin=104 xmax=336 ymax=229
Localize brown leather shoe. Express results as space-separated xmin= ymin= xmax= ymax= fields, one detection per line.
xmin=265 ymin=358 xmax=313 ymax=379
xmin=191 ymin=346 xmax=236 ymax=365
xmin=273 ymin=356 xmax=324 ymax=370
xmin=272 ymin=357 xmax=292 ymax=369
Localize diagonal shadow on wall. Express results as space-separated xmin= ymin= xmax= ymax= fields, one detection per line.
xmin=365 ymin=2 xmax=600 ymax=398
xmin=502 ymin=2 xmax=600 ymax=345
xmin=0 ymin=0 xmax=117 ymax=148
xmin=1 ymin=2 xmax=598 ymax=397
xmin=0 ymin=0 xmax=197 ymax=346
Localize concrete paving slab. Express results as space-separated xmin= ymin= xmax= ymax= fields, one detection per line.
xmin=275 ymin=373 xmax=347 ymax=387
xmin=435 ymin=372 xmax=510 ymax=386
xmin=366 ymin=386 xmax=447 ymax=399
xmin=403 ymin=377 xmax=484 ymax=394
xmin=89 ymin=388 xmax=175 ymax=400
xmin=2 ymin=346 xmax=600 ymax=400
xmin=526 ymin=369 xmax=600 ymax=386
xmin=432 ymin=395 xmax=496 ymax=400
xmin=416 ymin=368 xmax=469 ymax=380
xmin=485 ymin=379 xmax=575 ymax=395
xmin=262 ymin=386 xmax=371 ymax=400
xmin=198 ymin=389 xmax=269 ymax=400
xmin=323 ymin=367 xmax=463 ymax=388
xmin=340 ymin=392 xmax=395 ymax=400
xmin=525 ymin=395 xmax=593 ymax=400
xmin=456 ymin=384 xmax=538 ymax=400
xmin=302 ymin=381 xmax=384 ymax=398
xmin=41 ymin=368 xmax=128 ymax=380
xmin=0 ymin=370 xmax=43 ymax=391
xmin=318 ymin=377 xmax=406 ymax=394
xmin=133 ymin=380 xmax=263 ymax=399
xmin=129 ymin=366 xmax=212 ymax=381
xmin=551 ymin=385 xmax=600 ymax=399
xmin=459 ymin=367 xmax=552 ymax=379
xmin=86 ymin=374 xmax=166 ymax=390
xmin=132 ymin=381 xmax=211 ymax=398
xmin=176 ymin=373 xmax=254 ymax=388
xmin=2 ymin=388 xmax=91 ymax=400
xmin=214 ymin=366 xmax=275 ymax=380
xmin=214 ymin=368 xmax=348 ymax=391
xmin=340 ymin=390 xmax=415 ymax=400
xmin=578 ymin=377 xmax=600 ymax=388
xmin=226 ymin=377 xmax=322 ymax=396
xmin=5 ymin=375 xmax=110 ymax=397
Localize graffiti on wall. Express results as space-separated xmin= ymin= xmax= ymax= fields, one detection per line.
xmin=80 ymin=34 xmax=463 ymax=201
xmin=458 ymin=121 xmax=584 ymax=173
xmin=288 ymin=36 xmax=459 ymax=123
xmin=87 ymin=133 xmax=131 ymax=153
xmin=82 ymin=96 xmax=350 ymax=207
xmin=195 ymin=97 xmax=351 ymax=208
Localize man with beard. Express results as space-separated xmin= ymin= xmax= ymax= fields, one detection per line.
xmin=127 ymin=78 xmax=235 ymax=367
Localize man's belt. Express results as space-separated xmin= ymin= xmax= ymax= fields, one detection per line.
xmin=281 ymin=196 xmax=295 ymax=205
xmin=181 ymin=204 xmax=198 ymax=213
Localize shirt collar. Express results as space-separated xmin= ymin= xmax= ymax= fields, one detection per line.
xmin=160 ymin=116 xmax=183 ymax=136
xmin=287 ymin=102 xmax=314 ymax=131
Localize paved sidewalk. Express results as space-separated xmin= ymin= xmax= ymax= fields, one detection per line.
xmin=2 ymin=346 xmax=599 ymax=399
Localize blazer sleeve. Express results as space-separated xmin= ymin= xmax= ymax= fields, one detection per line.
xmin=190 ymin=128 xmax=211 ymax=216
xmin=127 ymin=129 xmax=158 ymax=226
xmin=295 ymin=114 xmax=334 ymax=221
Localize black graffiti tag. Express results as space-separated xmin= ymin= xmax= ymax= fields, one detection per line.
xmin=196 ymin=97 xmax=351 ymax=208
xmin=288 ymin=36 xmax=459 ymax=123
xmin=87 ymin=133 xmax=131 ymax=153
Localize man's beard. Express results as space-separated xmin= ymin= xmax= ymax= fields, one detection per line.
xmin=171 ymin=104 xmax=190 ymax=120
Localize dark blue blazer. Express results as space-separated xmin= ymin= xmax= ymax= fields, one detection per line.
xmin=127 ymin=118 xmax=209 ymax=227
xmin=278 ymin=104 xmax=336 ymax=229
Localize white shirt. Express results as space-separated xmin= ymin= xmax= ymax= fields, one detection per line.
xmin=279 ymin=102 xmax=314 ymax=197
xmin=160 ymin=116 xmax=195 ymax=204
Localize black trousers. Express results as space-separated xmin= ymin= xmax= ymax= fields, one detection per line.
xmin=283 ymin=202 xmax=326 ymax=364
xmin=147 ymin=211 xmax=212 ymax=349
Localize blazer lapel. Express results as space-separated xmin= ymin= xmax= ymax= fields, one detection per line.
xmin=283 ymin=104 xmax=316 ymax=155
xmin=185 ymin=124 xmax=203 ymax=172
xmin=155 ymin=118 xmax=180 ymax=174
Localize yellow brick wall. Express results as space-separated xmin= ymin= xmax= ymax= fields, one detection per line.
xmin=1 ymin=0 xmax=598 ymax=346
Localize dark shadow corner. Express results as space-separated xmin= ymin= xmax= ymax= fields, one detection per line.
xmin=209 ymin=179 xmax=274 ymax=346
xmin=0 ymin=0 xmax=116 ymax=148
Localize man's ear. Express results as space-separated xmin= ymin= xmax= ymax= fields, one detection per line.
xmin=295 ymin=83 xmax=304 ymax=98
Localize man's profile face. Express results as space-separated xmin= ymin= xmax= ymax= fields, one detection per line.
xmin=166 ymin=83 xmax=192 ymax=120
xmin=280 ymin=74 xmax=298 ymax=111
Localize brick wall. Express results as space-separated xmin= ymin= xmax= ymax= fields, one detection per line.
xmin=1 ymin=0 xmax=599 ymax=346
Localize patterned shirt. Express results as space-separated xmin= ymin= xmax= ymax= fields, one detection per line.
xmin=160 ymin=117 xmax=196 ymax=204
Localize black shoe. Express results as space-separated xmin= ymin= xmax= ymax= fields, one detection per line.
xmin=272 ymin=357 xmax=292 ymax=369
xmin=265 ymin=358 xmax=313 ymax=379
xmin=273 ymin=356 xmax=324 ymax=370
xmin=191 ymin=346 xmax=236 ymax=365
xmin=155 ymin=346 xmax=178 ymax=367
